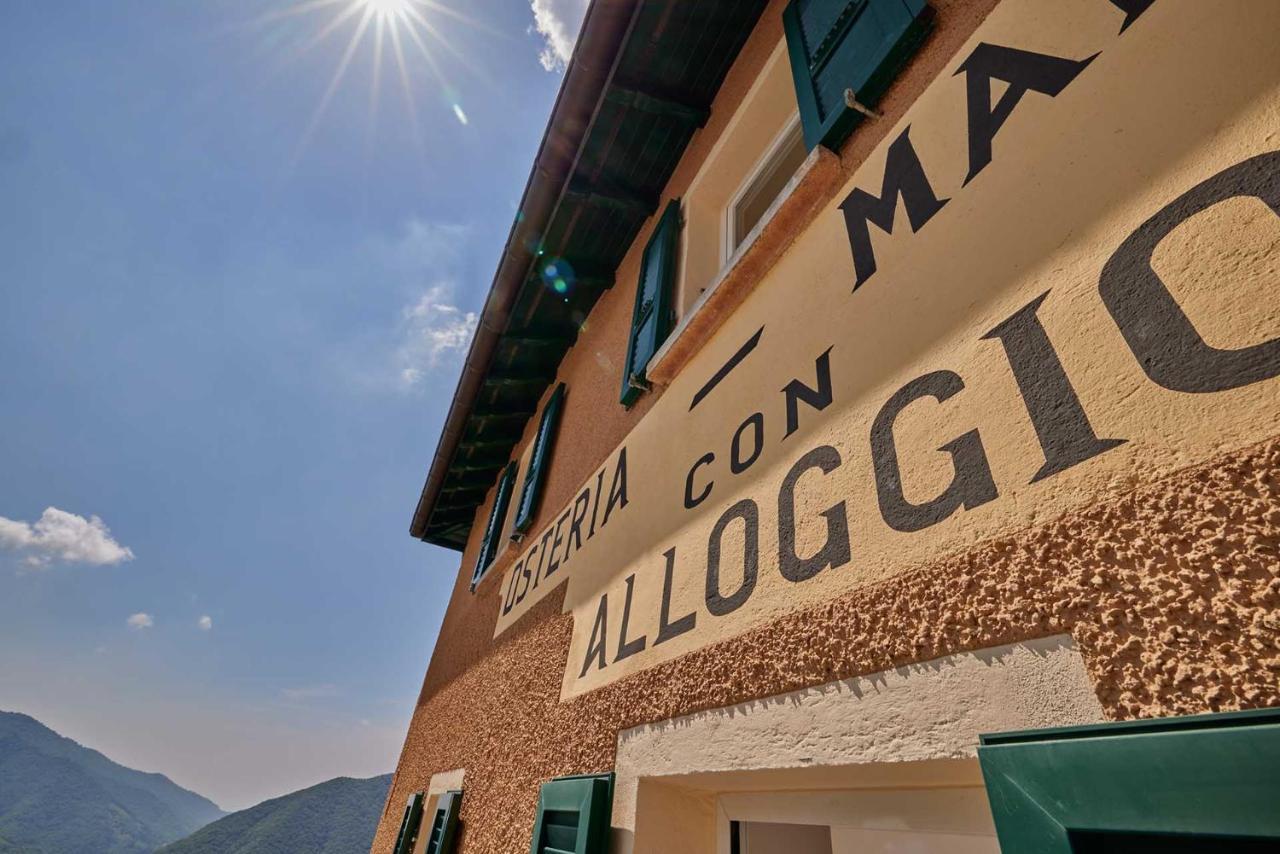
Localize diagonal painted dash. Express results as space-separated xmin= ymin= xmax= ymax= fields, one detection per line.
xmin=689 ymin=326 xmax=764 ymax=411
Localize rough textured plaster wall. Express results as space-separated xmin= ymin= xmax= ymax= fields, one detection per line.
xmin=384 ymin=0 xmax=1017 ymax=845
xmin=377 ymin=0 xmax=1280 ymax=850
xmin=416 ymin=0 xmax=1000 ymax=708
xmin=373 ymin=436 xmax=1280 ymax=853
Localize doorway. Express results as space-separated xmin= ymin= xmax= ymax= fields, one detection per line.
xmin=719 ymin=785 xmax=999 ymax=854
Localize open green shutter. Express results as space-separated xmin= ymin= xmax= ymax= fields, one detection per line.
xmin=512 ymin=383 xmax=567 ymax=536
xmin=783 ymin=0 xmax=934 ymax=152
xmin=978 ymin=708 xmax=1280 ymax=852
xmin=529 ymin=773 xmax=614 ymax=854
xmin=423 ymin=790 xmax=462 ymax=854
xmin=472 ymin=461 xmax=517 ymax=587
xmin=620 ymin=200 xmax=682 ymax=407
xmin=392 ymin=791 xmax=425 ymax=854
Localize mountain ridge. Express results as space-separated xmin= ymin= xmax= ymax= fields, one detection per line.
xmin=157 ymin=773 xmax=392 ymax=854
xmin=0 ymin=710 xmax=225 ymax=853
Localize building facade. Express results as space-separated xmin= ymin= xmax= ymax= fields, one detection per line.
xmin=376 ymin=0 xmax=1280 ymax=851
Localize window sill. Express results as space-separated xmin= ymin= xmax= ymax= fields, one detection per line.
xmin=647 ymin=144 xmax=842 ymax=387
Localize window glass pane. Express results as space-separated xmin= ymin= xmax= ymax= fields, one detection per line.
xmin=732 ymin=121 xmax=807 ymax=252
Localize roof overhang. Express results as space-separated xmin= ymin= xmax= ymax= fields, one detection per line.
xmin=410 ymin=0 xmax=768 ymax=549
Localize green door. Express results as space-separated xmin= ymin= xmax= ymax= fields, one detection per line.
xmin=529 ymin=772 xmax=613 ymax=854
xmin=978 ymin=708 xmax=1280 ymax=851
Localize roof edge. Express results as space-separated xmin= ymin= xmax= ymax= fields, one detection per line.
xmin=409 ymin=0 xmax=643 ymax=545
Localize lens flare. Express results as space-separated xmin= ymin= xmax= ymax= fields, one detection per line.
xmin=252 ymin=0 xmax=495 ymax=168
xmin=540 ymin=258 xmax=576 ymax=296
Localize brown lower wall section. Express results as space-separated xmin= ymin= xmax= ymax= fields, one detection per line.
xmin=373 ymin=436 xmax=1280 ymax=853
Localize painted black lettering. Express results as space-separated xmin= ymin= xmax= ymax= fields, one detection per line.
xmin=957 ymin=43 xmax=1095 ymax=186
xmin=983 ymin=291 xmax=1125 ymax=482
xmin=588 ymin=467 xmax=605 ymax=538
xmin=603 ymin=447 xmax=629 ymax=526
xmin=730 ymin=413 xmax=765 ymax=474
xmin=1100 ymin=151 xmax=1280 ymax=393
xmin=514 ymin=550 xmax=533 ymax=604
xmin=782 ymin=347 xmax=834 ymax=439
xmin=684 ymin=452 xmax=715 ymax=510
xmin=777 ymin=445 xmax=851 ymax=582
xmin=655 ymin=546 xmax=696 ymax=645
xmin=530 ymin=527 xmax=554 ymax=590
xmin=839 ymin=127 xmax=949 ymax=289
xmin=1109 ymin=0 xmax=1155 ymax=33
xmin=705 ymin=499 xmax=759 ymax=617
xmin=613 ymin=574 xmax=648 ymax=662
xmin=502 ymin=560 xmax=522 ymax=615
xmin=544 ymin=509 xmax=571 ymax=579
xmin=567 ymin=489 xmax=591 ymax=555
xmin=871 ymin=371 xmax=998 ymax=532
xmin=579 ymin=594 xmax=609 ymax=678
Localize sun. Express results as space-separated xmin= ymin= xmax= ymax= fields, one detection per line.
xmin=362 ymin=0 xmax=411 ymax=20
xmin=248 ymin=0 xmax=489 ymax=166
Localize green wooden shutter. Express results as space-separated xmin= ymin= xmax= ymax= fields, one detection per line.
xmin=472 ymin=461 xmax=517 ymax=587
xmin=529 ymin=773 xmax=614 ymax=854
xmin=423 ymin=790 xmax=462 ymax=854
xmin=392 ymin=791 xmax=425 ymax=854
xmin=978 ymin=708 xmax=1280 ymax=852
xmin=783 ymin=0 xmax=934 ymax=152
xmin=620 ymin=200 xmax=682 ymax=407
xmin=512 ymin=383 xmax=567 ymax=536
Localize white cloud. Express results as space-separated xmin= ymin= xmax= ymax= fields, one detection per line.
xmin=530 ymin=0 xmax=589 ymax=71
xmin=197 ymin=615 xmax=213 ymax=631
xmin=127 ymin=613 xmax=154 ymax=630
xmin=0 ymin=507 xmax=134 ymax=568
xmin=396 ymin=284 xmax=478 ymax=388
xmin=344 ymin=218 xmax=479 ymax=392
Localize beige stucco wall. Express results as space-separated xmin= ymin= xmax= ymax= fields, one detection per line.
xmin=487 ymin=0 xmax=1280 ymax=702
xmin=374 ymin=0 xmax=1280 ymax=851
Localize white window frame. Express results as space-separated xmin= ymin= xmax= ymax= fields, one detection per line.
xmin=721 ymin=111 xmax=804 ymax=269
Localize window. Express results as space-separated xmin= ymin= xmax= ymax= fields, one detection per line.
xmin=977 ymin=708 xmax=1280 ymax=851
xmin=422 ymin=790 xmax=462 ymax=854
xmin=511 ymin=383 xmax=566 ymax=538
xmin=529 ymin=773 xmax=614 ymax=854
xmin=725 ymin=116 xmax=807 ymax=262
xmin=472 ymin=461 xmax=517 ymax=588
xmin=621 ymin=200 xmax=682 ymax=407
xmin=783 ymin=0 xmax=934 ymax=151
xmin=678 ymin=40 xmax=801 ymax=314
xmin=392 ymin=791 xmax=425 ymax=854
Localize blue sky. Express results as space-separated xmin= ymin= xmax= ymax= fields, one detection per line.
xmin=0 ymin=0 xmax=587 ymax=810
